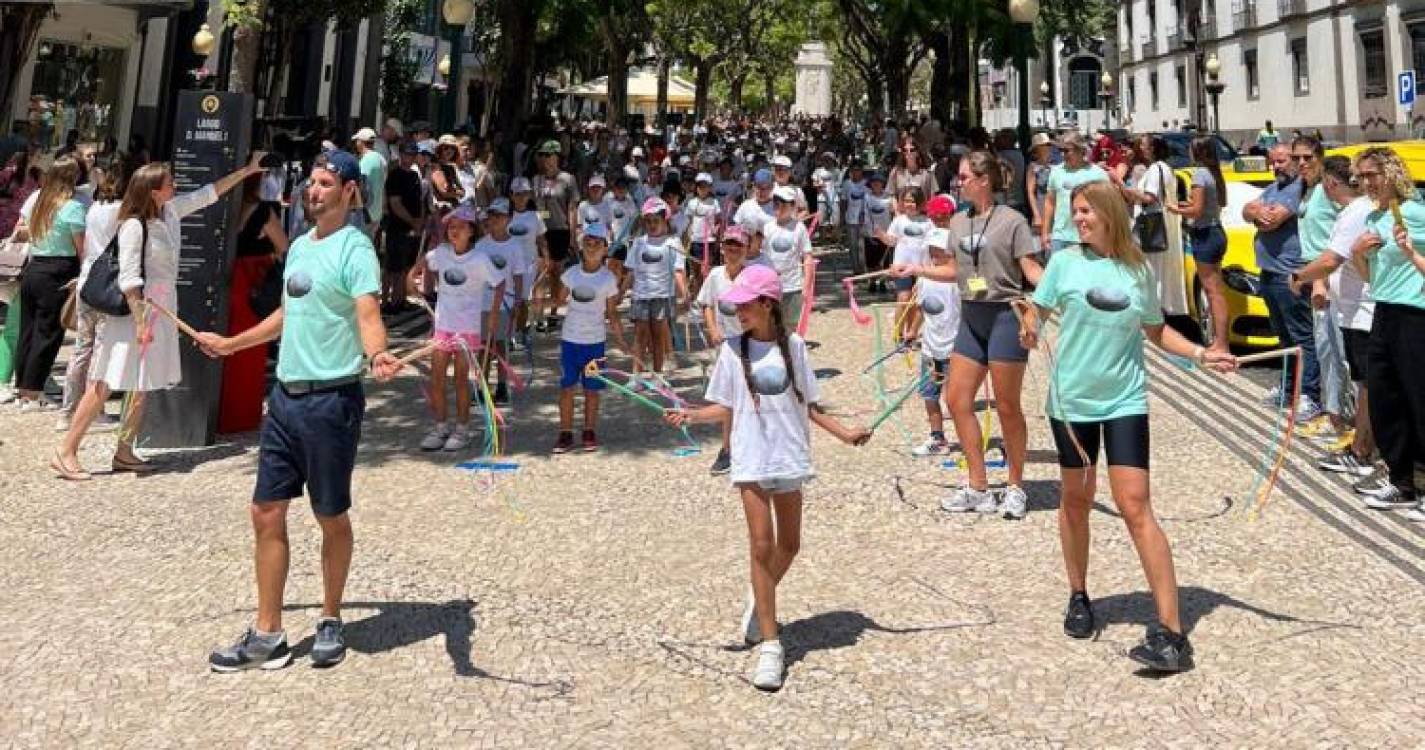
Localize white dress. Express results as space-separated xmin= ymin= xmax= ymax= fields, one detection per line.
xmin=90 ymin=186 xmax=217 ymax=391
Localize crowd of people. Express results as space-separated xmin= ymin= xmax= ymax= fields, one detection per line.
xmin=2 ymin=110 xmax=1423 ymax=692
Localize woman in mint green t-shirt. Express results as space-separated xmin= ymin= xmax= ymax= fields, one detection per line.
xmin=12 ymin=156 xmax=84 ymax=409
xmin=1023 ymin=181 xmax=1236 ymax=674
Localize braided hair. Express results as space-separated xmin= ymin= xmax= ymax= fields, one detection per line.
xmin=737 ymin=299 xmax=805 ymax=412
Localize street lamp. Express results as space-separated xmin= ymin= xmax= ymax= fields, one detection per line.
xmin=439 ymin=0 xmax=475 ymax=132
xmin=1204 ymin=52 xmax=1226 ymax=134
xmin=1009 ymin=0 xmax=1040 ymax=154
xmin=192 ymin=23 xmax=216 ymax=57
xmin=1098 ymin=71 xmax=1114 ymax=132
xmin=1039 ymin=80 xmax=1051 ymax=129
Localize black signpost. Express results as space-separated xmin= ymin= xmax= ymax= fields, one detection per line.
xmin=143 ymin=91 xmax=252 ymax=448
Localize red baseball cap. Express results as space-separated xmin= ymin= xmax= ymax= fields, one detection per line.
xmin=926 ymin=194 xmax=957 ymax=218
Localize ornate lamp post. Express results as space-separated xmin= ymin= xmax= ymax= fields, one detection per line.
xmin=1098 ymin=71 xmax=1114 ymax=131
xmin=192 ymin=24 xmax=216 ymax=56
xmin=1009 ymin=0 xmax=1041 ymax=154
xmin=440 ymin=0 xmax=475 ymax=132
xmin=1039 ymin=80 xmax=1052 ymax=128
xmin=1204 ymin=52 xmax=1225 ymax=134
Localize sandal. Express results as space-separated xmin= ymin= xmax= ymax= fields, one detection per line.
xmin=50 ymin=450 xmax=92 ymax=481
xmin=111 ymin=454 xmax=155 ymax=474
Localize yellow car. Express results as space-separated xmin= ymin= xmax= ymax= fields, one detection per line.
xmin=1180 ymin=142 xmax=1425 ymax=349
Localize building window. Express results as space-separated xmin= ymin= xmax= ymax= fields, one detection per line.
xmin=1068 ymin=56 xmax=1104 ymax=110
xmin=1410 ymin=24 xmax=1425 ymax=94
xmin=27 ymin=40 xmax=127 ymax=149
xmin=1362 ymin=29 xmax=1387 ymax=98
xmin=1128 ymin=77 xmax=1137 ymax=111
xmin=1150 ymin=71 xmax=1159 ymax=108
xmin=1148 ymin=0 xmax=1156 ymax=38
xmin=1290 ymin=37 xmax=1309 ymax=95
xmin=1175 ymin=64 xmax=1187 ymax=106
xmin=1244 ymin=48 xmax=1259 ymax=98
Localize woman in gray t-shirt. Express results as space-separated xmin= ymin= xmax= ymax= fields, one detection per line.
xmin=1166 ymin=136 xmax=1229 ymax=351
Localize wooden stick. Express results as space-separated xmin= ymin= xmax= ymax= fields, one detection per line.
xmin=392 ymin=342 xmax=437 ymax=369
xmin=843 ymin=268 xmax=895 ymax=283
xmin=142 ymin=300 xmax=201 ymax=341
xmin=1235 ymin=346 xmax=1302 ymax=365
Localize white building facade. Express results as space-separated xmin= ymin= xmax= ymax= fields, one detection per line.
xmin=979 ymin=36 xmax=1120 ymax=136
xmin=1118 ymin=0 xmax=1425 ymax=145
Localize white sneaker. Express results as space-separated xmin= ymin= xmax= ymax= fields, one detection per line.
xmin=1403 ymin=504 xmax=1425 ymax=522
xmin=0 ymin=388 xmax=15 ymax=405
xmin=911 ymin=437 xmax=951 ymax=457
xmin=443 ymin=425 xmax=471 ymax=452
xmin=999 ymin=484 xmax=1028 ymax=520
xmin=420 ymin=423 xmax=451 ymax=451
xmin=1294 ymin=395 xmax=1322 ymax=422
xmin=751 ymin=640 xmax=785 ymax=691
xmin=17 ymin=398 xmax=56 ymax=413
xmin=54 ymin=414 xmax=71 ymax=432
xmin=1259 ymin=385 xmax=1282 ymax=407
xmin=941 ymin=485 xmax=997 ymax=513
xmin=740 ymin=588 xmax=761 ymax=645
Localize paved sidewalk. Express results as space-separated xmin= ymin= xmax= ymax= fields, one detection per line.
xmin=3 ymin=273 xmax=1423 ymax=747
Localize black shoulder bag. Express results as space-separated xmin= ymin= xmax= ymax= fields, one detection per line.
xmin=1133 ymin=163 xmax=1170 ymax=253
xmin=81 ymin=219 xmax=147 ymax=316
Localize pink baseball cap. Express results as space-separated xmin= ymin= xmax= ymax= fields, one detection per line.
xmin=926 ymin=194 xmax=957 ymax=218
xmin=719 ymin=264 xmax=782 ymax=305
xmin=721 ymin=225 xmax=751 ymax=246
xmin=641 ymin=196 xmax=669 ymax=215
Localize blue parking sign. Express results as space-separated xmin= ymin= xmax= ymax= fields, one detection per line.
xmin=1401 ymin=71 xmax=1416 ymax=107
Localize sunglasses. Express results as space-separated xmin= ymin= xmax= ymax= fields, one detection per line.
xmin=1290 ymin=154 xmax=1316 ymax=162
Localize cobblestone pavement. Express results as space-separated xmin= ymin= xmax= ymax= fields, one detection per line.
xmin=4 ymin=262 xmax=1424 ymax=747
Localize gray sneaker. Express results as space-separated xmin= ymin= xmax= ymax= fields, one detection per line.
xmin=209 ymin=628 xmax=292 ymax=673
xmin=310 ymin=617 xmax=346 ymax=667
xmin=942 ymin=486 xmax=997 ymax=513
xmin=999 ymin=485 xmax=1028 ymax=520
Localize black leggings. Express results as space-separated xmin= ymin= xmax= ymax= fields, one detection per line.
xmin=1049 ymin=414 xmax=1150 ymax=470
xmin=15 ymin=255 xmax=79 ymax=392
xmin=864 ymin=237 xmax=889 ymax=272
xmin=1366 ymin=302 xmax=1425 ymax=490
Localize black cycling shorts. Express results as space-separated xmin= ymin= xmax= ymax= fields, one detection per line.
xmin=1048 ymin=414 xmax=1150 ymax=470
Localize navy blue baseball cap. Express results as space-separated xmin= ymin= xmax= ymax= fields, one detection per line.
xmin=321 ymin=150 xmax=362 ymax=183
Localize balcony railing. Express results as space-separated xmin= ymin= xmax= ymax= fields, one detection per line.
xmin=1141 ymin=39 xmax=1156 ymax=59
xmin=1167 ymin=30 xmax=1184 ymax=51
xmin=1278 ymin=0 xmax=1304 ymax=18
xmin=1232 ymin=0 xmax=1257 ymax=29
xmin=1200 ymin=18 xmax=1218 ymax=41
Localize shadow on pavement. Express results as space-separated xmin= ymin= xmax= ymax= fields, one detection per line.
xmin=280 ymin=599 xmax=573 ymax=694
xmin=1091 ymin=585 xmax=1359 ymax=639
xmin=781 ymin=604 xmax=996 ymax=669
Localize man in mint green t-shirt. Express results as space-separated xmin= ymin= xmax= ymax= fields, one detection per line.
xmin=1291 ymin=138 xmax=1348 ymax=434
xmin=352 ymin=127 xmax=386 ymax=232
xmin=197 ymin=150 xmax=400 ymax=673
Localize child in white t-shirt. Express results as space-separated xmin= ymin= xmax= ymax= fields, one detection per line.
xmin=909 ymin=227 xmax=961 ymax=457
xmin=694 ymin=225 xmax=752 ymax=476
xmin=665 ymin=265 xmax=870 ymax=693
xmin=553 ymin=223 xmax=628 ymax=454
xmin=473 ymin=198 xmax=527 ymax=405
xmin=576 ymin=175 xmax=612 ymax=240
xmin=622 ymin=197 xmax=687 ymax=384
xmin=876 ymin=187 xmax=933 ymax=343
xmin=759 ymin=186 xmax=814 ymax=330
xmin=508 ymin=178 xmax=547 ymax=336
xmin=420 ymin=206 xmax=505 ymax=452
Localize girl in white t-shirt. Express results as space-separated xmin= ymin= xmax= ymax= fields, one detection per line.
xmin=877 ymin=187 xmax=933 ymax=342
xmin=420 ymin=207 xmax=505 ymax=452
xmin=508 ymin=184 xmax=547 ymax=336
xmin=694 ymin=225 xmax=752 ymax=476
xmin=621 ymin=197 xmax=687 ymax=383
xmin=861 ymin=173 xmax=894 ymax=291
xmin=665 ymin=265 xmax=870 ymax=693
xmin=908 ymin=227 xmax=961 ymax=457
xmin=553 ymin=224 xmax=628 ymax=454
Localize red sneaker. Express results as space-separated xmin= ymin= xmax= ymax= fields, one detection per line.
xmin=552 ymin=431 xmax=575 ymax=454
xmin=580 ymin=430 xmax=599 ymax=452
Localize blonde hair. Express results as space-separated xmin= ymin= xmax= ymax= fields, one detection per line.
xmin=1353 ymin=147 xmax=1417 ymax=207
xmin=28 ymin=156 xmax=80 ymax=241
xmin=1071 ymin=181 xmax=1148 ymax=273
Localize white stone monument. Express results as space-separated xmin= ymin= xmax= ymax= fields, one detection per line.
xmin=793 ymin=43 xmax=833 ymax=117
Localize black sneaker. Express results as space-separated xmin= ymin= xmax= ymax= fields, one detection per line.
xmin=1354 ymin=468 xmax=1391 ymax=496
xmin=534 ymin=320 xmax=549 ymax=333
xmin=1128 ymin=623 xmax=1194 ymax=673
xmin=710 ymin=447 xmax=731 ymax=476
xmin=310 ymin=617 xmax=346 ymax=668
xmin=552 ymin=431 xmax=575 ymax=454
xmin=209 ymin=627 xmax=293 ymax=672
xmin=1063 ymin=592 xmax=1094 ymax=639
xmin=494 ymin=383 xmax=510 ymax=405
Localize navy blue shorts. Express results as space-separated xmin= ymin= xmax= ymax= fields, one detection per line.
xmin=894 ymin=277 xmax=916 ymax=292
xmin=1187 ymin=224 xmax=1227 ymax=265
xmin=560 ymin=340 xmax=606 ymax=390
xmin=920 ymin=356 xmax=948 ymax=400
xmin=254 ymin=382 xmax=365 ymax=517
xmin=954 ymin=301 xmax=1028 ymax=365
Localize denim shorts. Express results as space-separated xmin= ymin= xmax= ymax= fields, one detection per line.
xmin=254 ymin=381 xmax=365 ymax=516
xmin=893 ymin=277 xmax=916 ymax=292
xmin=559 ymin=340 xmax=606 ymax=390
xmin=1187 ymin=224 xmax=1227 ymax=265
xmin=631 ymin=297 xmax=676 ymax=322
xmin=920 ymin=356 xmax=949 ymax=400
xmin=739 ymin=476 xmax=808 ymax=493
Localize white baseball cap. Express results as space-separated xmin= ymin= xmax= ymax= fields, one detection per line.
xmin=631 ymin=146 xmax=645 ymax=157
xmin=351 ymin=127 xmax=377 ymax=142
xmin=588 ymin=174 xmax=607 ymax=188
xmin=694 ymin=172 xmax=713 ymax=184
xmin=772 ymin=185 xmax=799 ymax=202
xmin=772 ymin=155 xmax=793 ymax=168
xmin=510 ymin=176 xmax=532 ymax=193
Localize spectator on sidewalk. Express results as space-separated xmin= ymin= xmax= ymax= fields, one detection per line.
xmin=382 ymin=141 xmax=424 ymax=312
xmin=11 ymin=157 xmax=84 ymax=412
xmin=351 ymin=128 xmax=386 ymax=236
xmin=1290 ymin=136 xmax=1349 ymax=442
xmin=1244 ymin=144 xmax=1319 ymax=420
xmin=1040 ymin=132 xmax=1109 ymax=257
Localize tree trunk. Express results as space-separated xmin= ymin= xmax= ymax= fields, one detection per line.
xmin=883 ymin=32 xmax=910 ymax=118
xmin=605 ymin=41 xmax=628 ymax=129
xmin=949 ymin=28 xmax=973 ymax=127
xmin=655 ymin=54 xmax=670 ymax=126
xmin=927 ymin=28 xmax=952 ymax=125
xmin=729 ymin=73 xmax=746 ymax=112
xmin=865 ymin=75 xmax=884 ymax=123
xmin=693 ymin=59 xmax=712 ymax=121
xmin=0 ymin=4 xmax=51 ymax=126
xmin=228 ymin=0 xmax=267 ymax=96
xmin=763 ymin=71 xmax=775 ymax=117
xmin=496 ymin=0 xmax=537 ymax=173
